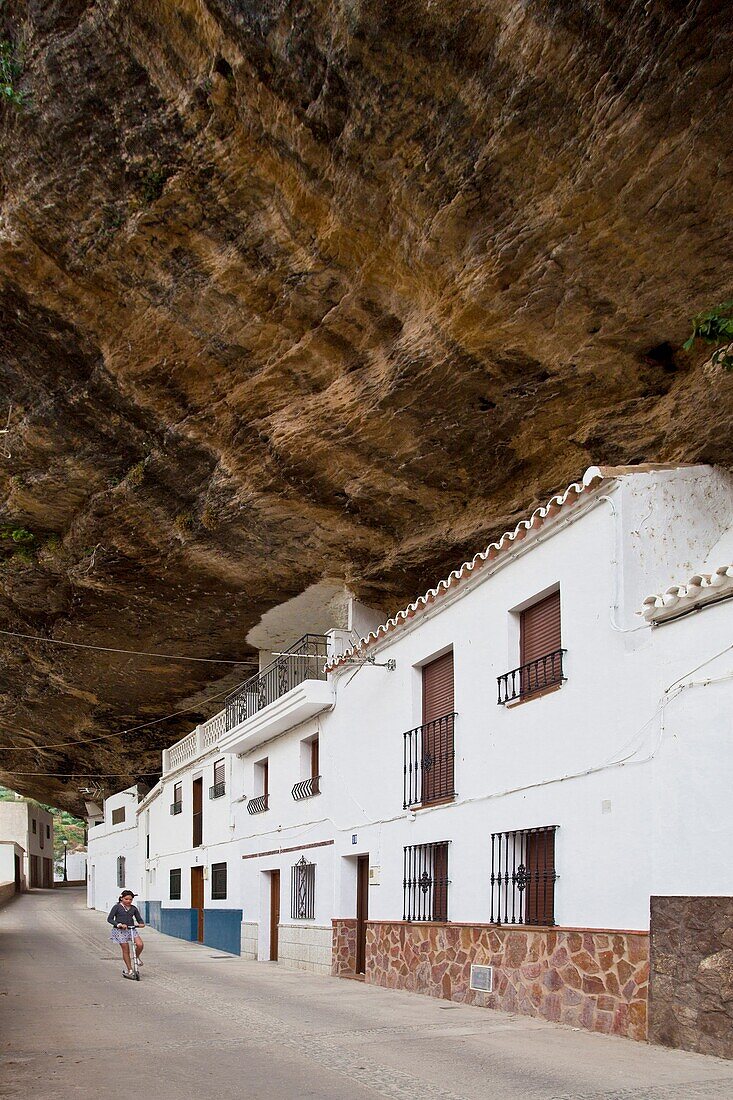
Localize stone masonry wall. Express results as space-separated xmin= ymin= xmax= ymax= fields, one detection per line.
xmin=332 ymin=919 xmax=358 ymax=976
xmin=365 ymin=922 xmax=649 ymax=1041
xmin=649 ymin=896 xmax=733 ymax=1059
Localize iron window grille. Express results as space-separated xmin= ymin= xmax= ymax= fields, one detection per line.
xmin=490 ymin=826 xmax=558 ymax=925
xmin=403 ymin=842 xmax=450 ymax=922
xmin=170 ymin=800 xmax=182 ymax=815
xmin=497 ymin=649 xmax=566 ymax=704
xmin=291 ymin=856 xmax=315 ymax=920
xmin=209 ymin=782 xmax=226 ymax=800
xmin=116 ymin=855 xmax=126 ymax=889
xmin=211 ymin=862 xmax=227 ymax=900
xmin=292 ymin=776 xmax=320 ymax=801
xmin=169 ymin=868 xmax=181 ymax=900
xmin=403 ymin=713 xmax=456 ymax=808
xmin=225 ymin=634 xmax=329 ymax=730
xmin=247 ymin=793 xmax=269 ymax=815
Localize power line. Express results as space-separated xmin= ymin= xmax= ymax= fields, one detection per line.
xmin=0 ymin=681 xmax=237 ymax=752
xmin=0 ymin=770 xmax=162 ymax=777
xmin=0 ymin=628 xmax=249 ymax=664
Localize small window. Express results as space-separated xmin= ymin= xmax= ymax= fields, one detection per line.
xmin=490 ymin=826 xmax=557 ymax=926
xmin=111 ymin=807 xmax=126 ymax=825
xmin=32 ymin=819 xmax=37 ymax=834
xmin=210 ymin=758 xmax=226 ymax=799
xmin=498 ymin=590 xmax=564 ymax=704
xmin=117 ymin=855 xmax=126 ymax=888
xmin=291 ymin=856 xmax=315 ymax=920
xmin=46 ymin=824 xmax=50 ymax=839
xmin=403 ymin=842 xmax=449 ymax=922
xmin=169 ymin=868 xmax=182 ymax=900
xmin=171 ymin=781 xmax=182 ymax=815
xmin=211 ymin=862 xmax=227 ymax=900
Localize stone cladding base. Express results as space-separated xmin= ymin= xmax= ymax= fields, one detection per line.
xmin=241 ymin=920 xmax=258 ymax=960
xmin=333 ymin=920 xmax=649 ymax=1042
xmin=278 ymin=923 xmax=331 ymax=974
xmin=650 ymin=895 xmax=733 ymax=1059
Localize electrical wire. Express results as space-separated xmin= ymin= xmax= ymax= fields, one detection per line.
xmin=0 ymin=627 xmax=248 ymax=664
xmin=0 ymin=770 xmax=163 ymax=777
xmin=0 ymin=679 xmax=239 ymax=752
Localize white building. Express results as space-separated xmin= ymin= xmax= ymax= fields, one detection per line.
xmin=0 ymin=800 xmax=54 ymax=888
xmin=86 ymin=787 xmax=140 ymax=914
xmin=87 ymin=463 xmax=733 ymax=1047
xmin=55 ymin=848 xmax=87 ymax=883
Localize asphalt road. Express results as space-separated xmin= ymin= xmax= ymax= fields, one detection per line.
xmin=1 ymin=888 xmax=733 ymax=1100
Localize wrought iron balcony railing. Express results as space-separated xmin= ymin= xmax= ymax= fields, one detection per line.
xmin=403 ymin=713 xmax=456 ymax=809
xmin=292 ymin=775 xmax=321 ymax=801
xmin=497 ymin=649 xmax=566 ymax=705
xmin=209 ymin=782 xmax=226 ymax=800
xmin=169 ymin=801 xmax=182 ymax=816
xmin=225 ymin=634 xmax=329 ymax=731
xmin=247 ymin=793 xmax=269 ymax=815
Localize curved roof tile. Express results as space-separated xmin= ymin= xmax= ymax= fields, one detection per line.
xmin=327 ymin=465 xmax=608 ymax=670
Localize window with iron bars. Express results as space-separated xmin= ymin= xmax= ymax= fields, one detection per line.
xmin=490 ymin=826 xmax=557 ymax=926
xmin=169 ymin=868 xmax=181 ymax=900
xmin=116 ymin=855 xmax=126 ymax=889
xmin=211 ymin=862 xmax=227 ymax=900
xmin=291 ymin=856 xmax=315 ymax=920
xmin=403 ymin=842 xmax=450 ymax=922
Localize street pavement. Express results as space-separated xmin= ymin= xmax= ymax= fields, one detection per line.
xmin=2 ymin=888 xmax=733 ymax=1099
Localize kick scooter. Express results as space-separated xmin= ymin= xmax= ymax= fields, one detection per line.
xmin=123 ymin=925 xmax=141 ymax=981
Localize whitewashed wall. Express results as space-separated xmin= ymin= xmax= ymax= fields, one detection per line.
xmin=326 ymin=467 xmax=733 ymax=932
xmin=87 ymin=786 xmax=139 ymax=914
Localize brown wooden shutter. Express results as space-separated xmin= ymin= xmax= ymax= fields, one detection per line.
xmin=525 ymin=829 xmax=556 ymax=926
xmin=192 ymin=778 xmax=203 ymax=847
xmin=422 ymin=652 xmax=454 ymax=723
xmin=520 ymin=591 xmax=561 ymax=665
xmin=214 ymin=759 xmax=225 ymax=786
xmin=310 ymin=738 xmax=319 ymax=779
xmin=422 ymin=653 xmax=455 ymax=804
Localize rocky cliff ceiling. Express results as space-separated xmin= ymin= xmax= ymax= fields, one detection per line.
xmin=1 ymin=0 xmax=732 ymax=811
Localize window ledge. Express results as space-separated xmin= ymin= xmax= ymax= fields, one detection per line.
xmin=407 ymin=795 xmax=456 ymax=812
xmin=504 ymin=682 xmax=563 ymax=709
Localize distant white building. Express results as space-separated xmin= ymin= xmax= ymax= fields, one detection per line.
xmin=0 ymin=800 xmax=54 ymax=888
xmin=87 ymin=463 xmax=733 ymax=1047
xmin=55 ymin=848 xmax=87 ymax=883
xmin=86 ymin=787 xmax=139 ymax=914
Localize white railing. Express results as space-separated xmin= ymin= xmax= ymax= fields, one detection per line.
xmin=201 ymin=710 xmax=226 ymax=748
xmin=162 ymin=708 xmax=226 ymax=775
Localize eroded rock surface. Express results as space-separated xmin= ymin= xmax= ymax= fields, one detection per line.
xmin=1 ymin=1 xmax=732 ymax=810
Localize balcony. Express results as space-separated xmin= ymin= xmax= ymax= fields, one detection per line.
xmin=163 ymin=709 xmax=226 ymax=775
xmin=497 ymin=649 xmax=566 ymax=705
xmin=209 ymin=782 xmax=226 ymax=800
xmin=403 ymin=713 xmax=456 ymax=809
xmin=292 ymin=776 xmax=321 ymax=801
xmin=218 ymin=635 xmax=334 ymax=755
xmin=169 ymin=801 xmax=182 ymax=816
xmin=247 ymin=794 xmax=269 ymax=815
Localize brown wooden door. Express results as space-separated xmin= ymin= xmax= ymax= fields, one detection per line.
xmin=191 ymin=866 xmax=204 ymax=943
xmin=422 ymin=652 xmax=454 ymax=803
xmin=29 ymin=855 xmax=39 ymax=888
xmin=14 ymin=853 xmax=21 ymax=893
xmin=43 ymin=858 xmax=53 ymax=888
xmin=192 ymin=777 xmax=203 ymax=847
xmin=269 ymin=870 xmax=280 ymax=961
xmin=356 ymin=856 xmax=369 ymax=974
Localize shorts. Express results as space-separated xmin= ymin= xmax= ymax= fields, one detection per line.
xmin=110 ymin=926 xmax=142 ymax=944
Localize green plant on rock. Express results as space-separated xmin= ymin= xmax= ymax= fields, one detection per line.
xmin=140 ymin=167 xmax=169 ymax=204
xmin=684 ymin=301 xmax=733 ymax=371
xmin=0 ymin=524 xmax=35 ymax=544
xmin=0 ymin=39 xmax=23 ymax=108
